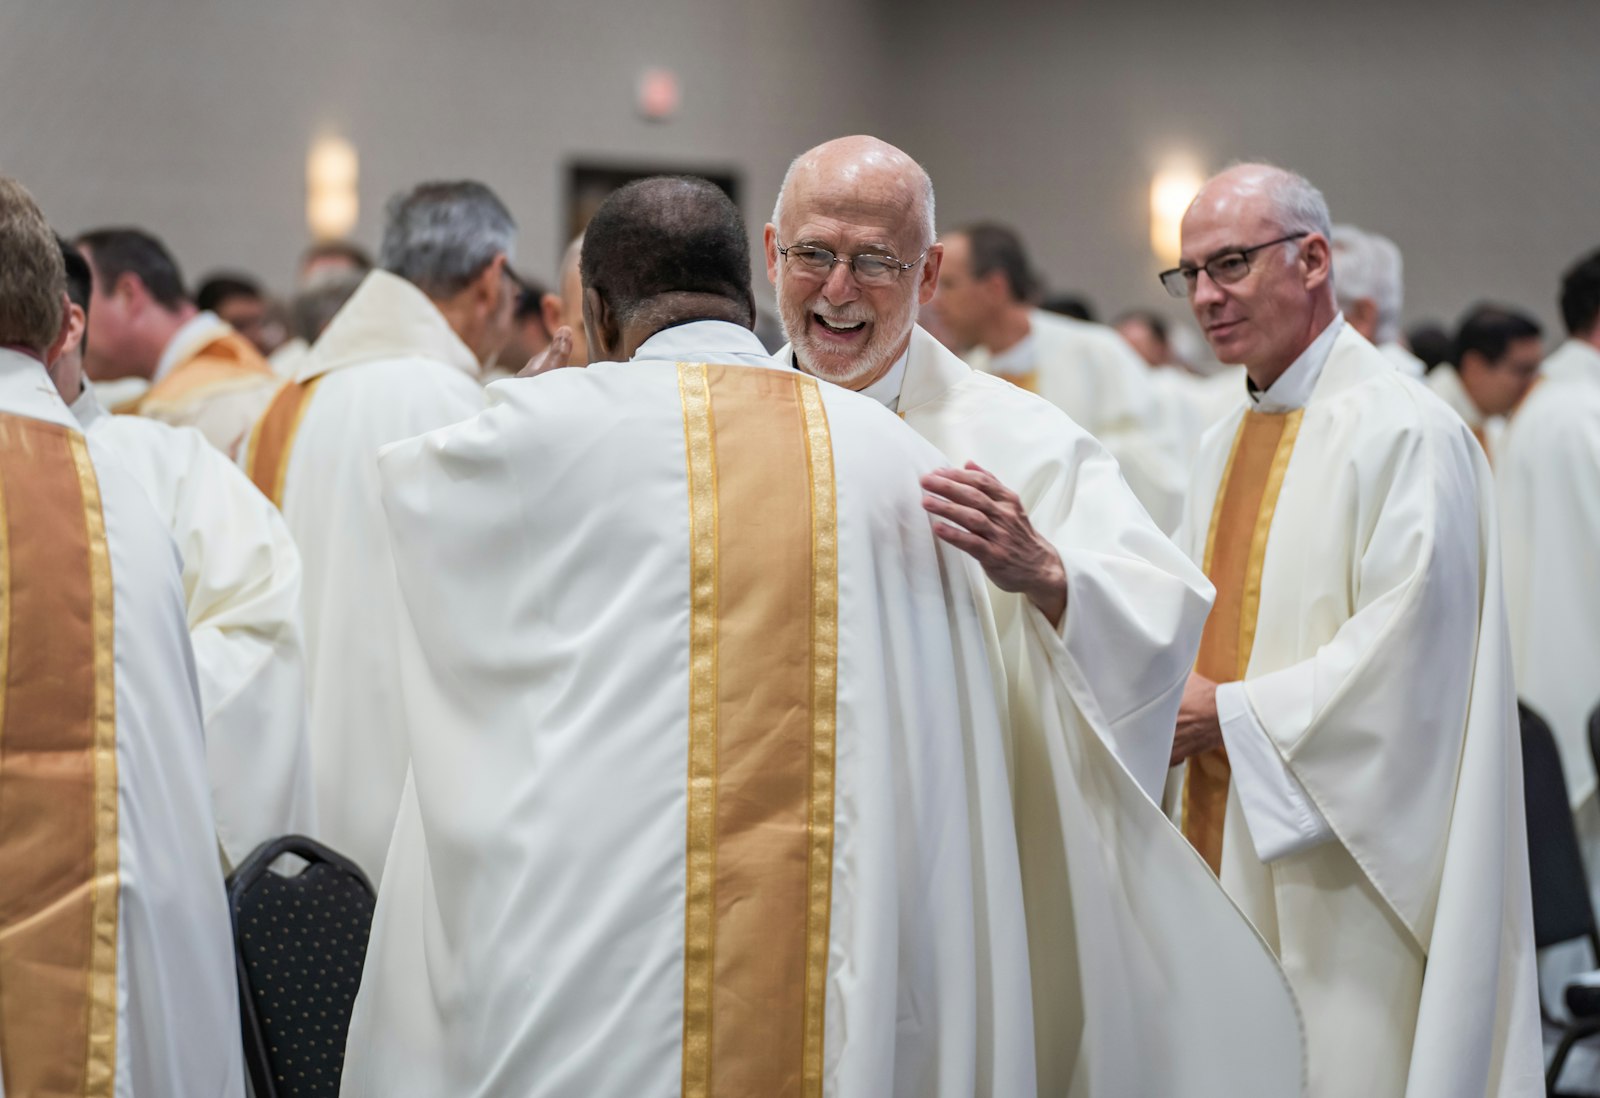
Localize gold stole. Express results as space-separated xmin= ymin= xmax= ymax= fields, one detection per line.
xmin=244 ymin=378 xmax=321 ymax=506
xmin=1183 ymin=408 xmax=1303 ymax=874
xmin=677 ymin=363 xmax=838 ymax=1098
xmin=0 ymin=414 xmax=120 ymax=1096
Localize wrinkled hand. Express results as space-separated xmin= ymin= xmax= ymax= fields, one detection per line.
xmin=517 ymin=326 xmax=575 ymax=378
xmin=1170 ymin=672 xmax=1222 ymax=766
xmin=921 ymin=461 xmax=1067 ymax=627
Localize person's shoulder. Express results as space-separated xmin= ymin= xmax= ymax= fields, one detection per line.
xmin=941 ymin=365 xmax=1103 ymax=453
xmin=1032 ymin=309 xmax=1137 ymax=359
xmin=1506 ymin=378 xmax=1600 ymax=455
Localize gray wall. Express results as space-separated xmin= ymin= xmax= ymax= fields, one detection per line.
xmin=0 ymin=0 xmax=888 ymax=303
xmin=885 ymin=0 xmax=1600 ymax=342
xmin=5 ymin=0 xmax=1597 ymax=340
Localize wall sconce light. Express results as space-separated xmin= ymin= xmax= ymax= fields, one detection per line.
xmin=1150 ymin=165 xmax=1204 ymax=267
xmin=307 ymin=135 xmax=359 ymax=240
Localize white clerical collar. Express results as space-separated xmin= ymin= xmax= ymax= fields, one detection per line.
xmin=70 ymin=380 xmax=108 ymax=430
xmin=986 ymin=331 xmax=1036 ymax=379
xmin=0 ymin=347 xmax=82 ymax=432
xmin=1248 ymin=313 xmax=1344 ymax=413
xmin=155 ymin=309 xmax=231 ymax=383
xmin=858 ymin=345 xmax=911 ymax=411
xmin=632 ymin=319 xmax=776 ymax=368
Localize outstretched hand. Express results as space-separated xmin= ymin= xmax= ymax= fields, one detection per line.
xmin=921 ymin=461 xmax=1067 ymax=627
xmin=517 ymin=326 xmax=575 ymax=378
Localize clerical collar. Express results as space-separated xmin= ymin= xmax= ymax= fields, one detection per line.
xmin=1246 ymin=313 xmax=1345 ymax=413
xmin=633 ymin=319 xmax=774 ymax=367
xmin=857 ymin=346 xmax=911 ymax=411
xmin=154 ymin=310 xmax=231 ymax=383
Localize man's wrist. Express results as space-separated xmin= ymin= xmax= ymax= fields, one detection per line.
xmin=1026 ymin=548 xmax=1068 ymax=628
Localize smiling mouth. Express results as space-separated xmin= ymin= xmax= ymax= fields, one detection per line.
xmin=815 ymin=315 xmax=867 ymax=335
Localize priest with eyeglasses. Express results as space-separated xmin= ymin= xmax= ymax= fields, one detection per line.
xmin=1163 ymin=162 xmax=1540 ymax=1097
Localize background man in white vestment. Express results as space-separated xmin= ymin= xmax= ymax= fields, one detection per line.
xmin=244 ymin=180 xmax=516 ymax=882
xmin=1165 ymin=162 xmax=1540 ymax=1096
xmin=1330 ymin=224 xmax=1425 ymax=378
xmin=74 ymin=227 xmax=280 ymax=454
xmin=344 ymin=176 xmax=1036 ymax=1097
xmin=770 ymin=135 xmax=1304 ymax=1098
xmin=49 ymin=237 xmax=316 ymax=870
xmin=1426 ymin=305 xmax=1542 ymax=462
xmin=1497 ymin=248 xmax=1600 ymax=905
xmin=932 ymin=221 xmax=1188 ymax=530
xmin=0 ymin=176 xmax=243 ymax=1098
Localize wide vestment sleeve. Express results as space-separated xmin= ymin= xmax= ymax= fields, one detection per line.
xmin=1239 ymin=392 xmax=1542 ymax=1094
xmin=96 ymin=416 xmax=315 ymax=868
xmin=901 ymin=357 xmax=1304 ymax=1097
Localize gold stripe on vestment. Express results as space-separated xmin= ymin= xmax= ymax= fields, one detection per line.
xmin=1184 ymin=408 xmax=1303 ymax=874
xmin=676 ymin=362 xmax=840 ymax=1098
xmin=0 ymin=415 xmax=120 ymax=1096
xmin=244 ymin=377 xmax=321 ymax=507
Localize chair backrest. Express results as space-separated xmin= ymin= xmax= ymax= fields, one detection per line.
xmin=227 ymin=835 xmax=376 ymax=1098
xmin=1588 ymin=702 xmax=1600 ymax=797
xmin=1521 ymin=702 xmax=1600 ymax=953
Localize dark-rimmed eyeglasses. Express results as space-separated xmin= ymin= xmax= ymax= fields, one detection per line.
xmin=777 ymin=241 xmax=926 ymax=287
xmin=1158 ymin=233 xmax=1308 ymax=298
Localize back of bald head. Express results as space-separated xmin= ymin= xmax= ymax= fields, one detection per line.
xmin=581 ymin=176 xmax=755 ymax=328
xmin=773 ymin=135 xmax=936 ymax=249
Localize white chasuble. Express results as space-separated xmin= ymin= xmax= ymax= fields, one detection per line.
xmin=73 ymin=385 xmax=315 ymax=869
xmin=785 ymin=326 xmax=1306 ymax=1097
xmin=966 ymin=309 xmax=1189 ymax=531
xmin=0 ymin=350 xmax=243 ymax=1097
xmin=246 ymin=270 xmax=488 ymax=883
xmin=1171 ymin=326 xmax=1541 ymax=1097
xmin=341 ymin=322 xmax=1034 ymax=1097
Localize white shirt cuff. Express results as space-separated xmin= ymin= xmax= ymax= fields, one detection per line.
xmin=1215 ymin=682 xmax=1334 ymax=863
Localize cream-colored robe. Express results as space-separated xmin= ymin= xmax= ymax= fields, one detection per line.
xmin=136 ymin=311 xmax=281 ymax=456
xmin=1426 ymin=362 xmax=1504 ymax=461
xmin=1150 ymin=364 xmax=1249 ymax=463
xmin=784 ymin=326 xmax=1306 ymax=1097
xmin=0 ymin=349 xmax=243 ymax=1097
xmin=73 ymin=384 xmax=315 ymax=870
xmin=1172 ymin=326 xmax=1541 ymax=1096
xmin=966 ymin=309 xmax=1188 ymax=531
xmin=1497 ymin=340 xmax=1600 ymax=919
xmin=342 ymin=321 xmax=1035 ymax=1097
xmin=262 ymin=270 xmax=487 ymax=884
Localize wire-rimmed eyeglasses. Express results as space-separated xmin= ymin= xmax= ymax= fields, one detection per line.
xmin=776 ymin=241 xmax=926 ymax=287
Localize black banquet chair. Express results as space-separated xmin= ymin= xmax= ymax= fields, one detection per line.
xmin=1521 ymin=702 xmax=1600 ymax=1095
xmin=227 ymin=835 xmax=377 ymax=1098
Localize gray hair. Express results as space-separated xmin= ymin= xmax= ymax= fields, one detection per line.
xmin=379 ymin=180 xmax=516 ymax=299
xmin=290 ymin=269 xmax=365 ymax=343
xmin=771 ymin=151 xmax=937 ymax=251
xmin=1331 ymin=224 xmax=1404 ymax=344
xmin=1257 ymin=167 xmax=1333 ymax=243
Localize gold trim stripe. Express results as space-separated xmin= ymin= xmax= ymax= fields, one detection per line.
xmin=245 ymin=378 xmax=321 ymax=507
xmin=1184 ymin=408 xmax=1303 ymax=873
xmin=679 ymin=363 xmax=719 ymax=1098
xmin=796 ymin=375 xmax=838 ymax=1096
xmin=0 ymin=415 xmax=120 ymax=1097
xmin=676 ymin=363 xmax=840 ymax=1098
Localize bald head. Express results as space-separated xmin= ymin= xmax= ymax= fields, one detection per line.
xmin=1178 ymin=163 xmax=1337 ymax=386
xmin=773 ymin=136 xmax=935 ymax=251
xmin=767 ymin=136 xmax=942 ymax=390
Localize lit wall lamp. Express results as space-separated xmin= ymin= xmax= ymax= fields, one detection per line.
xmin=307 ymin=135 xmax=359 ymax=240
xmin=1150 ymin=165 xmax=1204 ymax=267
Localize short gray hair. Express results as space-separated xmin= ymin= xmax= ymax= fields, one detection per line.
xmin=1331 ymin=224 xmax=1404 ymax=343
xmin=379 ymin=180 xmax=516 ymax=299
xmin=1258 ymin=167 xmax=1333 ymax=243
xmin=771 ymin=152 xmax=937 ymax=251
